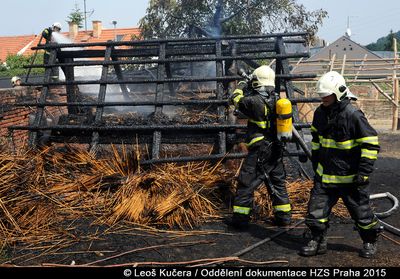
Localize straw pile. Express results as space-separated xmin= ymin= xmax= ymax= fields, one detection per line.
xmin=108 ymin=162 xmax=224 ymax=229
xmin=253 ymin=180 xmax=349 ymax=220
xmin=0 ymin=144 xmax=349 ymax=253
xmin=0 ymin=145 xmax=228 ymax=247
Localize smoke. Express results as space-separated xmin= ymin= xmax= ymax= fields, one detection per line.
xmin=51 ymin=32 xmax=147 ymax=114
xmin=49 ymin=33 xmax=219 ymax=117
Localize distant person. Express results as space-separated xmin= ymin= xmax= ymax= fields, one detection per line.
xmin=228 ymin=65 xmax=292 ymax=229
xmin=300 ymin=71 xmax=382 ymax=258
xmin=11 ymin=76 xmax=22 ymax=87
xmin=41 ymin=22 xmax=62 ymax=81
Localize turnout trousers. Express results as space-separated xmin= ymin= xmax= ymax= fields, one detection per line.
xmin=306 ymin=180 xmax=381 ymax=242
xmin=233 ymin=141 xmax=291 ymax=220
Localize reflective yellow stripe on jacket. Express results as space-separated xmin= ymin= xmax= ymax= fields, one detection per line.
xmin=318 ymin=137 xmax=358 ymax=150
xmin=248 ymin=104 xmax=269 ymax=129
xmin=246 ymin=136 xmax=264 ymax=147
xmin=355 ymin=136 xmax=379 ymax=145
xmin=316 ymin=163 xmax=356 ymax=184
xmin=311 ymin=142 xmax=320 ymax=151
xmin=248 ymin=119 xmax=267 ymax=129
xmin=310 ymin=125 xmax=318 ymax=132
xmin=361 ymin=149 xmax=378 ymax=160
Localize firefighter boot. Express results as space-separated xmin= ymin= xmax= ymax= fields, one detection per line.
xmin=360 ymin=242 xmax=378 ymax=258
xmin=274 ymin=211 xmax=292 ymax=227
xmin=359 ymin=226 xmax=383 ymax=258
xmin=228 ymin=213 xmax=250 ymax=230
xmin=300 ymin=229 xmax=328 ymax=256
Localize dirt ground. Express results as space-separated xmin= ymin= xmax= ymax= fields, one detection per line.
xmin=2 ymin=132 xmax=400 ymax=268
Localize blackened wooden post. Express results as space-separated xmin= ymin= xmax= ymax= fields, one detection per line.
xmin=29 ymin=49 xmax=57 ymax=146
xmin=216 ymin=40 xmax=226 ymax=155
xmin=151 ymin=42 xmax=166 ymax=159
xmin=62 ymin=57 xmax=78 ymax=114
xmin=275 ymin=36 xmax=300 ymax=123
xmin=90 ymin=45 xmax=113 ymax=153
xmin=111 ymin=56 xmax=131 ymax=101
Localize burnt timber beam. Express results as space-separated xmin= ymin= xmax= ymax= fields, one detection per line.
xmin=28 ymin=49 xmax=57 ymax=146
xmin=27 ymin=52 xmax=310 ymax=68
xmin=90 ymin=45 xmax=112 ymax=152
xmin=111 ymin=55 xmax=132 ymax=101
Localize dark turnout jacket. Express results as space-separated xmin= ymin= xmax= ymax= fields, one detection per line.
xmin=311 ymin=99 xmax=380 ymax=185
xmin=231 ymin=87 xmax=277 ymax=147
xmin=42 ymin=27 xmax=53 ymax=44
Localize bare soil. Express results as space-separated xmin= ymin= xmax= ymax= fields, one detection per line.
xmin=2 ymin=132 xmax=400 ymax=268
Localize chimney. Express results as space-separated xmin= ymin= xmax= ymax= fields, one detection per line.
xmin=92 ymin=20 xmax=102 ymax=38
xmin=68 ymin=21 xmax=78 ymax=40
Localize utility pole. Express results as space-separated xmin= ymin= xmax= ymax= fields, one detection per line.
xmin=392 ymin=37 xmax=399 ymax=131
xmin=83 ymin=0 xmax=94 ymax=31
xmin=84 ymin=0 xmax=87 ymax=31
xmin=346 ymin=16 xmax=352 ymax=37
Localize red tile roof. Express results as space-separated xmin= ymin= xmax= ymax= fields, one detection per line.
xmin=0 ymin=35 xmax=37 ymax=62
xmin=0 ymin=26 xmax=141 ymax=61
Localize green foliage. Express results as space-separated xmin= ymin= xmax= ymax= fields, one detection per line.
xmin=139 ymin=0 xmax=327 ymax=40
xmin=365 ymin=30 xmax=400 ymax=51
xmin=0 ymin=54 xmax=44 ymax=77
xmin=67 ymin=3 xmax=84 ymax=28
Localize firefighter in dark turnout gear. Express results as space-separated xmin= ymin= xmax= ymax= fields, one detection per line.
xmin=42 ymin=22 xmax=61 ymax=80
xmin=300 ymin=71 xmax=382 ymax=258
xmin=229 ymin=65 xmax=292 ymax=229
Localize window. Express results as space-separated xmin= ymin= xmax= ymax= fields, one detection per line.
xmin=116 ymin=35 xmax=124 ymax=41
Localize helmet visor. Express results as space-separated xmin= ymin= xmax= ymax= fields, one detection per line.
xmin=317 ymin=91 xmax=334 ymax=98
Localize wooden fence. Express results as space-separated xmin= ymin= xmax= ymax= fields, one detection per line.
xmin=290 ymin=38 xmax=399 ymax=131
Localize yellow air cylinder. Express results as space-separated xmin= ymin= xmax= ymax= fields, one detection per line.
xmin=276 ymin=98 xmax=293 ymax=141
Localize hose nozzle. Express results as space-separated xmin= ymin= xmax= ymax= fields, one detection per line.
xmin=238 ymin=68 xmax=252 ymax=82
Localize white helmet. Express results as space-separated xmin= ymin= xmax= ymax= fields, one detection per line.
xmin=52 ymin=22 xmax=62 ymax=31
xmin=252 ymin=65 xmax=275 ymax=88
xmin=11 ymin=76 xmax=21 ymax=86
xmin=316 ymin=71 xmax=357 ymax=101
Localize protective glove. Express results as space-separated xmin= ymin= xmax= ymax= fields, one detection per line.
xmin=353 ymin=174 xmax=369 ymax=186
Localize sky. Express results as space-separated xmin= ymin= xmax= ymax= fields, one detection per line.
xmin=0 ymin=0 xmax=399 ymax=46
xmin=297 ymin=0 xmax=400 ymax=45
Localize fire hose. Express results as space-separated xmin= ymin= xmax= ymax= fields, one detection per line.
xmin=370 ymin=192 xmax=400 ymax=236
xmin=25 ymin=34 xmax=43 ymax=82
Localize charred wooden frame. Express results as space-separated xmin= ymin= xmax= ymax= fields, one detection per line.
xmin=10 ymin=32 xmax=317 ymax=164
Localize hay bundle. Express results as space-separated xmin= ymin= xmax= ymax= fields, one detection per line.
xmin=109 ymin=162 xmax=224 ymax=229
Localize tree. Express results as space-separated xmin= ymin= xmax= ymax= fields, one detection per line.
xmin=67 ymin=3 xmax=84 ymax=28
xmin=138 ymin=0 xmax=327 ymax=40
xmin=0 ymin=54 xmax=44 ymax=77
xmin=384 ymin=30 xmax=399 ymax=51
xmin=366 ymin=30 xmax=400 ymax=51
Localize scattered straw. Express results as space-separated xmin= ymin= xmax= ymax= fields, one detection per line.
xmin=0 ymin=144 xmax=349 ymax=265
